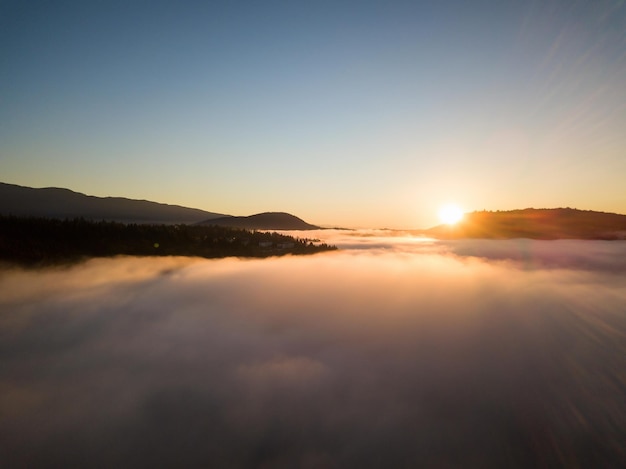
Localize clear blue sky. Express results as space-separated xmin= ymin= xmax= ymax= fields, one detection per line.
xmin=2 ymin=0 xmax=625 ymax=228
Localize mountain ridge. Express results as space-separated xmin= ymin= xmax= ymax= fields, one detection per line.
xmin=0 ymin=182 xmax=227 ymax=224
xmin=0 ymin=182 xmax=320 ymax=230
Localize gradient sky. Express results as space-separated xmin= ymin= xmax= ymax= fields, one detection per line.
xmin=2 ymin=0 xmax=625 ymax=228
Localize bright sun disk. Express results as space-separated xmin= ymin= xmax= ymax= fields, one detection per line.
xmin=438 ymin=204 xmax=464 ymax=225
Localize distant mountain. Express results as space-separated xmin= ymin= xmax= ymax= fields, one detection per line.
xmin=426 ymin=208 xmax=626 ymax=240
xmin=0 ymin=182 xmax=227 ymax=224
xmin=198 ymin=212 xmax=319 ymax=230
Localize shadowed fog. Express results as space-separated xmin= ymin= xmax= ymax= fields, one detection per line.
xmin=1 ymin=233 xmax=625 ymax=467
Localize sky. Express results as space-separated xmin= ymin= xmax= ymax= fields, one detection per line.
xmin=1 ymin=235 xmax=625 ymax=466
xmin=1 ymin=0 xmax=625 ymax=228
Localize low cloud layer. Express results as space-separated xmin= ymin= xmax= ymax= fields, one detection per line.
xmin=1 ymin=237 xmax=625 ymax=467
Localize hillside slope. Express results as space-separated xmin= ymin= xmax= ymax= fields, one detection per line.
xmin=426 ymin=208 xmax=626 ymax=240
xmin=198 ymin=212 xmax=319 ymax=230
xmin=0 ymin=182 xmax=227 ymax=224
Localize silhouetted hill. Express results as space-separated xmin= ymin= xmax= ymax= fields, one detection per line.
xmin=199 ymin=212 xmax=319 ymax=230
xmin=0 ymin=182 xmax=227 ymax=224
xmin=426 ymin=208 xmax=626 ymax=240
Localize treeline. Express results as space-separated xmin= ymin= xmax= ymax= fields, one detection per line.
xmin=0 ymin=216 xmax=336 ymax=266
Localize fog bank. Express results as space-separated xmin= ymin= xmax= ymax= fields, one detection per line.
xmin=1 ymin=238 xmax=625 ymax=467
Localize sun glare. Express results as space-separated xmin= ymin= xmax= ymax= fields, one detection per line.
xmin=438 ymin=204 xmax=464 ymax=225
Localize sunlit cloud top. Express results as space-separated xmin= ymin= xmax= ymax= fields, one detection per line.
xmin=1 ymin=237 xmax=625 ymax=466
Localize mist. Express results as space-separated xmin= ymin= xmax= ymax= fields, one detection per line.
xmin=1 ymin=235 xmax=625 ymax=468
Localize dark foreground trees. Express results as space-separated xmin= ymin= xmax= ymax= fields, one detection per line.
xmin=0 ymin=216 xmax=336 ymax=266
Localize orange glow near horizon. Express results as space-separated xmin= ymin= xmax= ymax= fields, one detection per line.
xmin=438 ymin=204 xmax=464 ymax=225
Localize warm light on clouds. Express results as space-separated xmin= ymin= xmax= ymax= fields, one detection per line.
xmin=1 ymin=234 xmax=624 ymax=466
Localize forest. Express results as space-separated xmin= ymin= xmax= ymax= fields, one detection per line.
xmin=0 ymin=216 xmax=336 ymax=266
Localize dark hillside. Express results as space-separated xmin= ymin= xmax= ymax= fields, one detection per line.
xmin=199 ymin=212 xmax=319 ymax=230
xmin=0 ymin=182 xmax=227 ymax=224
xmin=0 ymin=216 xmax=335 ymax=266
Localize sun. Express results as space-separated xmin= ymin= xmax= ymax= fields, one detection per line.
xmin=438 ymin=204 xmax=464 ymax=225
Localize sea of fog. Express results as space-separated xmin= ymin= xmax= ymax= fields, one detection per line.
xmin=1 ymin=231 xmax=625 ymax=468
